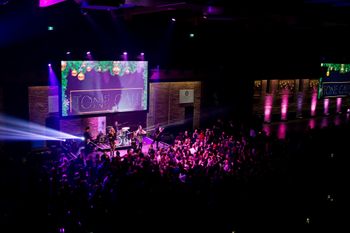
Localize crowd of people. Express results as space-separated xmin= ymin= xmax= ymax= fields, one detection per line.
xmin=2 ymin=116 xmax=345 ymax=233
xmin=41 ymin=119 xmax=279 ymax=232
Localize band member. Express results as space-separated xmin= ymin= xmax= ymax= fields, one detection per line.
xmin=114 ymin=121 xmax=120 ymax=134
xmin=108 ymin=127 xmax=116 ymax=157
xmin=135 ymin=125 xmax=146 ymax=150
xmin=96 ymin=130 xmax=105 ymax=143
xmin=130 ymin=131 xmax=137 ymax=151
xmin=152 ymin=124 xmax=163 ymax=150
xmin=84 ymin=126 xmax=93 ymax=155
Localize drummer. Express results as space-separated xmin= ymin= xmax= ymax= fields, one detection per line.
xmin=114 ymin=121 xmax=120 ymax=133
xmin=121 ymin=126 xmax=130 ymax=137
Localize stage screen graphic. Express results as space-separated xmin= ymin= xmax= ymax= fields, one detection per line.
xmin=61 ymin=61 xmax=148 ymax=117
xmin=319 ymin=63 xmax=350 ymax=98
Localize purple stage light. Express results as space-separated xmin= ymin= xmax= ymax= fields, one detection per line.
xmin=66 ymin=51 xmax=70 ymax=55
xmin=123 ymin=52 xmax=127 ymax=55
xmin=171 ymin=18 xmax=176 ymax=22
xmin=140 ymin=52 xmax=144 ymax=56
xmin=48 ymin=63 xmax=51 ymax=67
xmin=86 ymin=51 xmax=91 ymax=55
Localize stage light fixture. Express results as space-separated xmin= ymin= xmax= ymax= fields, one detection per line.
xmin=66 ymin=51 xmax=71 ymax=55
xmin=140 ymin=52 xmax=144 ymax=56
xmin=123 ymin=52 xmax=127 ymax=55
xmin=86 ymin=51 xmax=91 ymax=55
xmin=48 ymin=63 xmax=51 ymax=67
xmin=171 ymin=18 xmax=176 ymax=22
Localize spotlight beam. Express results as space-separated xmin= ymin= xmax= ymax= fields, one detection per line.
xmin=0 ymin=114 xmax=80 ymax=141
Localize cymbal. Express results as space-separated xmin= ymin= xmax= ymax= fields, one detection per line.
xmin=116 ymin=122 xmax=128 ymax=126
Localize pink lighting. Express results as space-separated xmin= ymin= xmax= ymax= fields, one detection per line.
xmin=140 ymin=52 xmax=144 ymax=56
xmin=262 ymin=124 xmax=271 ymax=137
xmin=311 ymin=91 xmax=317 ymax=117
xmin=281 ymin=93 xmax=289 ymax=121
xmin=123 ymin=52 xmax=127 ymax=55
xmin=264 ymin=95 xmax=273 ymax=123
xmin=308 ymin=118 xmax=316 ymax=129
xmin=86 ymin=51 xmax=91 ymax=55
xmin=336 ymin=98 xmax=342 ymax=113
xmin=66 ymin=51 xmax=70 ymax=55
xmin=277 ymin=123 xmax=286 ymax=139
xmin=324 ymin=98 xmax=329 ymax=115
xmin=39 ymin=0 xmax=65 ymax=7
xmin=48 ymin=63 xmax=51 ymax=67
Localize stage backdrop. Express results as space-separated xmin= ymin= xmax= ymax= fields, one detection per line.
xmin=28 ymin=86 xmax=147 ymax=143
xmin=61 ymin=61 xmax=148 ymax=117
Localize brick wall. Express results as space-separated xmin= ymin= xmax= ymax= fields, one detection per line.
xmin=147 ymin=81 xmax=201 ymax=130
xmin=28 ymin=86 xmax=55 ymax=125
xmin=28 ymin=86 xmax=106 ymax=139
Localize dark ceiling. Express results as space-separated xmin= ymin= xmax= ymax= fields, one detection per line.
xmin=2 ymin=0 xmax=350 ymax=84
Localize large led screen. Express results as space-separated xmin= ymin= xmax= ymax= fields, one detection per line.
xmin=319 ymin=63 xmax=350 ymax=98
xmin=61 ymin=61 xmax=148 ymax=117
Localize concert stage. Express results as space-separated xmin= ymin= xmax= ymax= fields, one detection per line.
xmin=92 ymin=136 xmax=169 ymax=156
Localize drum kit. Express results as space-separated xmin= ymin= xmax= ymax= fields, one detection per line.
xmin=94 ymin=122 xmax=136 ymax=149
xmin=116 ymin=127 xmax=131 ymax=146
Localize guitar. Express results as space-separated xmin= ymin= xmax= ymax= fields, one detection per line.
xmin=154 ymin=127 xmax=164 ymax=141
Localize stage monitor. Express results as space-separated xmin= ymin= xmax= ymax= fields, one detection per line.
xmin=319 ymin=63 xmax=350 ymax=98
xmin=61 ymin=60 xmax=148 ymax=117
